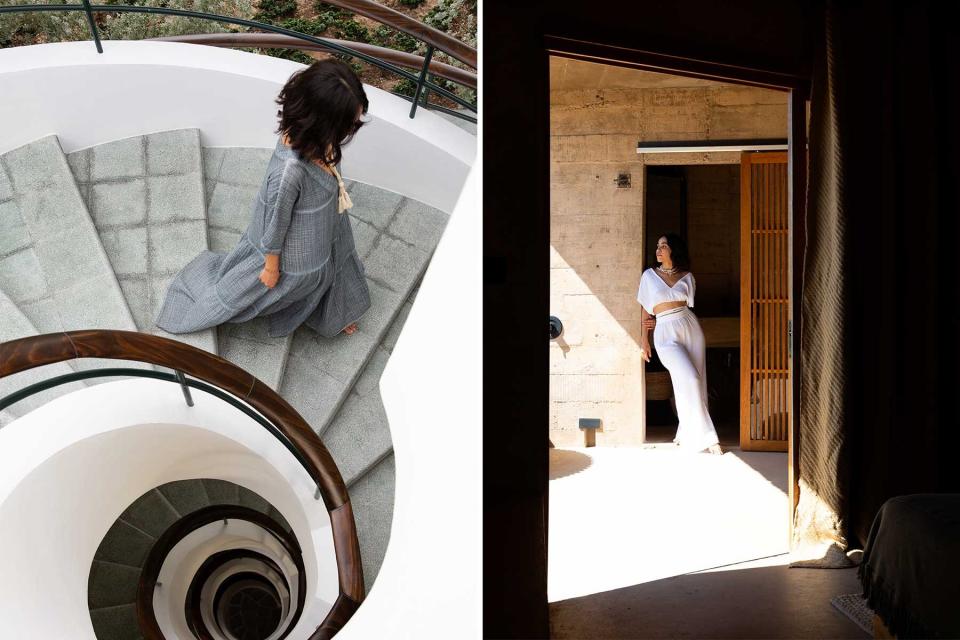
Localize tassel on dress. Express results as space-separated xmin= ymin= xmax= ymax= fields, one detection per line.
xmin=331 ymin=166 xmax=353 ymax=213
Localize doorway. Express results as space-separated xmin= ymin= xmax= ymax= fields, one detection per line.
xmin=643 ymin=164 xmax=741 ymax=448
xmin=548 ymin=54 xmax=804 ymax=610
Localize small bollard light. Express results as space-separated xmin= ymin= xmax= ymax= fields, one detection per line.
xmin=578 ymin=418 xmax=601 ymax=447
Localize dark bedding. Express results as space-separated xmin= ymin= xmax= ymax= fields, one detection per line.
xmin=858 ymin=494 xmax=960 ymax=638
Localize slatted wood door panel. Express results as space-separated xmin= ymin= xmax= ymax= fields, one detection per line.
xmin=740 ymin=152 xmax=789 ymax=452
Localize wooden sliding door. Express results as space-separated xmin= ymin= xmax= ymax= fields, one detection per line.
xmin=740 ymin=152 xmax=789 ymax=452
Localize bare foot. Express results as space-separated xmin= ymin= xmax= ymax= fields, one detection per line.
xmin=706 ymin=444 xmax=724 ymax=455
xmin=343 ymin=323 xmax=358 ymax=335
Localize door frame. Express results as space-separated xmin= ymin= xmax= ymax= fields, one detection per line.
xmin=544 ymin=35 xmax=809 ymax=540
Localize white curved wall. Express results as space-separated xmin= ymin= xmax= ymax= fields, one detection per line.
xmin=342 ymin=167 xmax=481 ymax=637
xmin=0 ymin=378 xmax=338 ymax=640
xmin=0 ymin=41 xmax=475 ymax=212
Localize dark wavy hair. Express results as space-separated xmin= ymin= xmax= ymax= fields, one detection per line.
xmin=275 ymin=58 xmax=369 ymax=166
xmin=656 ymin=233 xmax=691 ymax=270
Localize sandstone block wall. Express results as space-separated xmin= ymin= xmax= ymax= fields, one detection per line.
xmin=549 ymin=56 xmax=787 ymax=447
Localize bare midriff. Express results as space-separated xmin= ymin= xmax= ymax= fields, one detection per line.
xmin=652 ymin=300 xmax=688 ymax=316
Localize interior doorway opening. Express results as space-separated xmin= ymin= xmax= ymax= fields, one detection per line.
xmin=643 ymin=164 xmax=741 ymax=448
xmin=548 ymin=54 xmax=801 ymax=617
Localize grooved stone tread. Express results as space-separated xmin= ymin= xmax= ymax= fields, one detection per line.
xmin=237 ymin=485 xmax=272 ymax=515
xmin=157 ymin=478 xmax=210 ymax=517
xmin=88 ymin=560 xmax=140 ymax=609
xmin=348 ymin=452 xmax=396 ymax=592
xmin=202 ymin=478 xmax=241 ymax=505
xmin=279 ymin=191 xmax=441 ymax=443
xmin=89 ymin=603 xmax=142 ymax=640
xmin=323 ymin=346 xmax=392 ymax=486
xmin=0 ymin=289 xmax=85 ymax=420
xmin=68 ymin=129 xmax=217 ymax=356
xmin=330 ymin=283 xmax=418 ymax=487
xmin=0 ymin=135 xmax=139 ymax=375
xmin=119 ymin=488 xmax=179 ymax=538
xmin=203 ymin=147 xmax=291 ymax=389
xmin=324 ymin=281 xmax=419 ymax=583
xmin=94 ymin=519 xmax=154 ymax=568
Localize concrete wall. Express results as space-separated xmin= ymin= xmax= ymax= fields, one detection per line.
xmin=549 ymin=56 xmax=787 ymax=446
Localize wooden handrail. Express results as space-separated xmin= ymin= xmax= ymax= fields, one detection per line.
xmin=0 ymin=330 xmax=364 ymax=635
xmin=317 ymin=0 xmax=476 ymax=68
xmin=149 ymin=32 xmax=477 ymax=89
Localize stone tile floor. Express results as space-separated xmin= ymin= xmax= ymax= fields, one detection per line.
xmin=548 ymin=446 xmax=866 ymax=638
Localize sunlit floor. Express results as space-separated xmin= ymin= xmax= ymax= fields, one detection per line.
xmin=548 ymin=446 xmax=867 ymax=638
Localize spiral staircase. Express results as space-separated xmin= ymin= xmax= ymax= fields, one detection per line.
xmin=0 ymin=124 xmax=451 ymax=638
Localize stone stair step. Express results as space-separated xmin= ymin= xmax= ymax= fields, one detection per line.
xmin=266 ymin=505 xmax=293 ymax=535
xmin=157 ymin=479 xmax=211 ymax=517
xmin=346 ymin=452 xmax=395 ymax=592
xmin=276 ymin=186 xmax=444 ymax=588
xmin=237 ymin=485 xmax=272 ymax=516
xmin=322 ymin=346 xmax=392 ymax=486
xmin=0 ymin=135 xmax=140 ymax=374
xmin=68 ymin=129 xmax=216 ymax=356
xmin=0 ymin=288 xmax=85 ymax=421
xmin=94 ymin=519 xmax=155 ymax=569
xmin=324 ymin=282 xmax=418 ymax=584
xmin=202 ymin=478 xmax=240 ymax=505
xmin=283 ymin=189 xmax=440 ymax=455
xmin=87 ymin=560 xmax=140 ymax=609
xmin=280 ymin=188 xmax=448 ymax=435
xmin=88 ymin=603 xmax=143 ymax=640
xmin=118 ymin=489 xmax=179 ymax=539
xmin=203 ymin=147 xmax=292 ymax=390
xmin=217 ymin=318 xmax=292 ymax=391
xmin=324 ymin=283 xmax=418 ymax=486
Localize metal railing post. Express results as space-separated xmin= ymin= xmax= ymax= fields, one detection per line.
xmin=409 ymin=44 xmax=434 ymax=119
xmin=175 ymin=369 xmax=195 ymax=407
xmin=80 ymin=0 xmax=104 ymax=53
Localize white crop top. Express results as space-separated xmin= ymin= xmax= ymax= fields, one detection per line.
xmin=636 ymin=268 xmax=695 ymax=314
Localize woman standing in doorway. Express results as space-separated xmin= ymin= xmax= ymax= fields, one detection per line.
xmin=637 ymin=234 xmax=723 ymax=455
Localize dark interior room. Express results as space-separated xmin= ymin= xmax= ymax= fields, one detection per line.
xmin=484 ymin=0 xmax=960 ymax=637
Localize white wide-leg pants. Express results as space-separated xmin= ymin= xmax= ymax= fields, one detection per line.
xmin=653 ymin=307 xmax=720 ymax=451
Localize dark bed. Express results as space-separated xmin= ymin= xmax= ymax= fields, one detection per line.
xmin=858 ymin=494 xmax=960 ymax=639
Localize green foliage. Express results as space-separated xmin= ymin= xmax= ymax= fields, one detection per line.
xmin=424 ymin=0 xmax=459 ymax=32
xmin=268 ymin=47 xmax=315 ymax=65
xmin=393 ymin=30 xmax=419 ymax=53
xmin=393 ymin=78 xmax=418 ymax=98
xmin=371 ymin=25 xmax=418 ymax=53
xmin=278 ymin=17 xmax=327 ymax=37
xmin=0 ymin=1 xmax=91 ymax=47
xmin=312 ymin=2 xmax=345 ymax=18
xmin=254 ymin=0 xmax=297 ymax=24
xmin=332 ymin=17 xmax=367 ymax=42
xmin=0 ymin=0 xmax=256 ymax=45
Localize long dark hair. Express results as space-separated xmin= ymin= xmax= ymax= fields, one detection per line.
xmin=657 ymin=233 xmax=691 ymax=270
xmin=275 ymin=58 xmax=369 ymax=166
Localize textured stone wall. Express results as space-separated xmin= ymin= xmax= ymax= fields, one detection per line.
xmin=549 ymin=56 xmax=787 ymax=446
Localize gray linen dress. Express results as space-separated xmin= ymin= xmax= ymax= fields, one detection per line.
xmin=155 ymin=138 xmax=371 ymax=339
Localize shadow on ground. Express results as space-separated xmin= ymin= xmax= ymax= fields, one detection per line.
xmin=549 ymin=449 xmax=593 ymax=480
xmin=549 ymin=563 xmax=868 ymax=639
